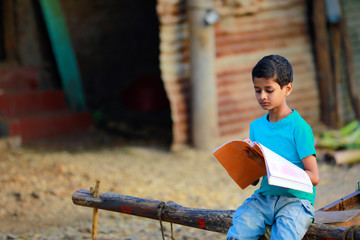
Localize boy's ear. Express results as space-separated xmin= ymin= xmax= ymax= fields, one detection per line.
xmin=284 ymin=83 xmax=293 ymax=96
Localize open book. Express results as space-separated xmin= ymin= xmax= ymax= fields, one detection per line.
xmin=213 ymin=139 xmax=313 ymax=193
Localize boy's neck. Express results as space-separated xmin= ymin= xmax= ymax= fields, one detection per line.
xmin=267 ymin=105 xmax=293 ymax=123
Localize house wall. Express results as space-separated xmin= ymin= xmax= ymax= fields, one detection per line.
xmin=343 ymin=0 xmax=360 ymax=92
xmin=342 ymin=0 xmax=360 ymax=122
xmin=215 ymin=0 xmax=319 ymax=139
xmin=157 ymin=0 xmax=320 ymax=148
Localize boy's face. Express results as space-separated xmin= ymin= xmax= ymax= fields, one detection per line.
xmin=253 ymin=77 xmax=292 ymax=111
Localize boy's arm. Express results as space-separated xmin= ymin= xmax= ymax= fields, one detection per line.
xmin=302 ymin=155 xmax=319 ymax=186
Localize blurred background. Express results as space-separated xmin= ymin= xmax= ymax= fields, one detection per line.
xmin=0 ymin=0 xmax=360 ymax=239
xmin=0 ymin=0 xmax=359 ymax=149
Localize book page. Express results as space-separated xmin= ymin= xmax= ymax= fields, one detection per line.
xmin=258 ymin=144 xmax=313 ymax=193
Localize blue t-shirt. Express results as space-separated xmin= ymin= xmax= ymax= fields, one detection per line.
xmin=250 ymin=110 xmax=317 ymax=204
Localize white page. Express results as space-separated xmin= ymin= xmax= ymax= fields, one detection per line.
xmin=259 ymin=143 xmax=313 ymax=193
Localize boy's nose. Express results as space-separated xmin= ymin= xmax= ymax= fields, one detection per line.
xmin=260 ymin=92 xmax=267 ymax=100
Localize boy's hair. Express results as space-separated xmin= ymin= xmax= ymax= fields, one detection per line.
xmin=252 ymin=55 xmax=293 ymax=88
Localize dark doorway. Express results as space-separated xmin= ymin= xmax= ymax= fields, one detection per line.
xmin=80 ymin=1 xmax=173 ymax=147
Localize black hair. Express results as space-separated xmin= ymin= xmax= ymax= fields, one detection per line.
xmin=252 ymin=55 xmax=293 ymax=88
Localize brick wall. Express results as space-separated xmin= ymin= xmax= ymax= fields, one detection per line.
xmin=157 ymin=0 xmax=320 ymax=148
xmin=215 ymin=0 xmax=319 ymax=139
xmin=157 ymin=0 xmax=190 ymax=148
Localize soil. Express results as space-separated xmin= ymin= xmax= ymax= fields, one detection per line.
xmin=1 ymin=133 xmax=359 ymax=240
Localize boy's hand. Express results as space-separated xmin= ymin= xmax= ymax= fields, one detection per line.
xmin=245 ymin=148 xmax=265 ymax=186
xmin=245 ymin=147 xmax=266 ymax=170
xmin=242 ymin=137 xmax=252 ymax=144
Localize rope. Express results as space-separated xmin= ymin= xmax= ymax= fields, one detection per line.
xmin=342 ymin=225 xmax=360 ymax=240
xmin=157 ymin=202 xmax=176 ymax=240
xmin=264 ymin=225 xmax=271 ymax=240
xmin=158 ymin=202 xmax=166 ymax=240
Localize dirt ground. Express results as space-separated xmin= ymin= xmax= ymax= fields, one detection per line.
xmin=1 ymin=133 xmax=360 ymax=240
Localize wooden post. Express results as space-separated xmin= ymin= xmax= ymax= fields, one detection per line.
xmin=312 ymin=0 xmax=336 ymax=127
xmin=90 ymin=180 xmax=100 ymax=239
xmin=329 ymin=23 xmax=342 ymax=127
xmin=187 ymin=0 xmax=218 ymax=150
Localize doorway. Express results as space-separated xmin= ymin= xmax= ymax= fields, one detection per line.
xmin=72 ymin=0 xmax=173 ymax=147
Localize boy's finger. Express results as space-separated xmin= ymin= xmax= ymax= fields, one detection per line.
xmin=243 ymin=137 xmax=252 ymax=143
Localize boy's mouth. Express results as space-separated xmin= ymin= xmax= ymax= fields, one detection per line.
xmin=260 ymin=101 xmax=270 ymax=106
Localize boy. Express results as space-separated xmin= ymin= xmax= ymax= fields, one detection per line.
xmin=226 ymin=55 xmax=319 ymax=240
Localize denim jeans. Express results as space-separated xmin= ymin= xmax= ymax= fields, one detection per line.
xmin=227 ymin=193 xmax=314 ymax=240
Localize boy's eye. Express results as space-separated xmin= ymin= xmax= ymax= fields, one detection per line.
xmin=254 ymin=89 xmax=273 ymax=93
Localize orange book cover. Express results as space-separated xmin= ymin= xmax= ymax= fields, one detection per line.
xmin=213 ymin=139 xmax=313 ymax=193
xmin=213 ymin=140 xmax=266 ymax=190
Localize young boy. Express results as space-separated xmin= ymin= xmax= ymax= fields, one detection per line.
xmin=226 ymin=55 xmax=319 ymax=240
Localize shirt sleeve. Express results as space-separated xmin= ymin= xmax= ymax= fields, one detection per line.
xmin=294 ymin=121 xmax=317 ymax=159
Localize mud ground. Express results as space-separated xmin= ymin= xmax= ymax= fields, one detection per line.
xmin=0 ymin=134 xmax=359 ymax=240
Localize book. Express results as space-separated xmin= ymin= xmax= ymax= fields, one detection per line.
xmin=213 ymin=139 xmax=313 ymax=193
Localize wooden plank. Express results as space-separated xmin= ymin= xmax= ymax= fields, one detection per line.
xmin=315 ymin=210 xmax=360 ymax=224
xmin=318 ymin=190 xmax=360 ymax=211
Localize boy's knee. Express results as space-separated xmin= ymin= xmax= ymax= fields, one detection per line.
xmin=271 ymin=214 xmax=312 ymax=239
xmin=228 ymin=214 xmax=266 ymax=239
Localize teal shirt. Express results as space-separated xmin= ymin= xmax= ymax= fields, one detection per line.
xmin=250 ymin=110 xmax=317 ymax=205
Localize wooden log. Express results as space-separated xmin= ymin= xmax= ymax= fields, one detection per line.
xmin=331 ymin=149 xmax=360 ymax=165
xmin=72 ymin=189 xmax=233 ymax=233
xmin=72 ymin=189 xmax=360 ymax=239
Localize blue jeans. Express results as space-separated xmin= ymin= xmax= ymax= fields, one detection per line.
xmin=227 ymin=193 xmax=314 ymax=240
